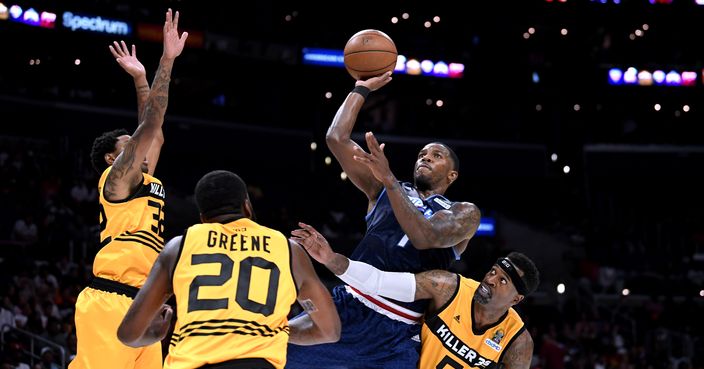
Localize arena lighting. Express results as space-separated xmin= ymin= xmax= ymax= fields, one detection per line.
xmin=609 ymin=67 xmax=696 ymax=86
xmin=556 ymin=283 xmax=566 ymax=294
xmin=301 ymin=48 xmax=464 ymax=78
xmin=476 ymin=217 xmax=495 ymax=236
xmin=340 ymin=172 xmax=348 ymax=180
xmin=310 ymin=142 xmax=317 ymax=151
xmin=551 ymin=153 xmax=558 ymax=162
xmin=324 ymin=157 xmax=332 ymax=165
xmin=622 ymin=288 xmax=630 ymax=296
xmin=6 ymin=4 xmax=54 ymax=28
xmin=697 ymin=0 xmax=704 ymax=4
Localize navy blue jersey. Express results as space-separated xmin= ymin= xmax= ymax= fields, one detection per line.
xmin=350 ymin=182 xmax=461 ymax=314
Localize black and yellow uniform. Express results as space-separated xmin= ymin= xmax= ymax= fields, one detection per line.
xmin=70 ymin=166 xmax=166 ymax=369
xmin=165 ymin=218 xmax=297 ymax=369
xmin=420 ymin=277 xmax=525 ymax=369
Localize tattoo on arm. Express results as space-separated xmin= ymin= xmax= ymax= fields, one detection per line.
xmin=106 ymin=59 xmax=173 ymax=198
xmin=415 ymin=270 xmax=458 ymax=310
xmin=326 ymin=254 xmax=350 ymax=276
xmin=426 ymin=202 xmax=481 ymax=246
xmin=299 ymin=299 xmax=318 ymax=313
xmin=136 ymin=84 xmax=150 ymax=122
xmin=502 ymin=331 xmax=534 ymax=369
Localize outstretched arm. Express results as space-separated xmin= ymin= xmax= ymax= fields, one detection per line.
xmin=326 ymin=72 xmax=392 ymax=204
xmin=109 ymin=41 xmax=164 ymax=175
xmin=352 ymin=132 xmax=481 ymax=249
xmin=117 ymin=236 xmax=181 ymax=347
xmin=104 ymin=9 xmax=188 ymax=201
xmin=288 ymin=240 xmax=341 ymax=345
xmin=501 ymin=330 xmax=534 ymax=369
xmin=291 ymin=223 xmax=458 ymax=311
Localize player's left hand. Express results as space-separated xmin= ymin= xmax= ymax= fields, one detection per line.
xmin=147 ymin=304 xmax=173 ymax=341
xmin=353 ymin=132 xmax=394 ymax=185
xmin=109 ymin=41 xmax=146 ymax=80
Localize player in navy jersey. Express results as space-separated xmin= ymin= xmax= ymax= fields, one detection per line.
xmin=286 ymin=72 xmax=481 ymax=369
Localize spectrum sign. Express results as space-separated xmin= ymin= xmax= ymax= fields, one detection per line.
xmin=302 ymin=48 xmax=464 ymax=79
xmin=608 ymin=67 xmax=696 ymax=87
xmin=62 ymin=11 xmax=131 ymax=36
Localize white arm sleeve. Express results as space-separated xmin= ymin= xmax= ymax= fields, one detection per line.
xmin=337 ymin=259 xmax=416 ymax=302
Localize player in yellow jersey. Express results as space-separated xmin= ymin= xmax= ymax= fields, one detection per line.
xmin=293 ymin=223 xmax=540 ymax=369
xmin=117 ymin=170 xmax=341 ymax=369
xmin=70 ymin=9 xmax=188 ymax=369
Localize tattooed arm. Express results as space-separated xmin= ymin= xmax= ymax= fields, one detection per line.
xmin=288 ymin=240 xmax=341 ymax=345
xmin=108 ymin=41 xmax=163 ymax=176
xmin=104 ymin=9 xmax=187 ymax=201
xmin=501 ymin=330 xmax=534 ymax=369
xmin=352 ymin=132 xmax=481 ymax=249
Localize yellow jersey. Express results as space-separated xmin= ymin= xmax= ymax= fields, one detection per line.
xmin=93 ymin=166 xmax=165 ymax=288
xmin=420 ymin=276 xmax=525 ymax=369
xmin=166 ymin=218 xmax=297 ymax=369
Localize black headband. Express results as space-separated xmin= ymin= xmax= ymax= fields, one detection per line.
xmin=496 ymin=257 xmax=528 ymax=296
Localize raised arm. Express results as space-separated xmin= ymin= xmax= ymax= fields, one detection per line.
xmin=288 ymin=240 xmax=341 ymax=345
xmin=291 ymin=222 xmax=458 ymax=311
xmin=104 ymin=9 xmax=187 ymax=201
xmin=352 ymin=132 xmax=481 ymax=249
xmin=117 ymin=236 xmax=180 ymax=347
xmin=325 ymin=72 xmax=392 ymax=204
xmin=501 ymin=330 xmax=534 ymax=369
xmin=108 ymin=41 xmax=164 ymax=175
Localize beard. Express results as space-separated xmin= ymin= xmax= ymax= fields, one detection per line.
xmin=414 ymin=173 xmax=433 ymax=192
xmin=473 ymin=290 xmax=489 ymax=305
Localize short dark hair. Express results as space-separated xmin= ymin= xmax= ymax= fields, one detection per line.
xmin=90 ymin=129 xmax=129 ymax=173
xmin=195 ymin=170 xmax=248 ymax=218
xmin=507 ymin=251 xmax=540 ymax=295
xmin=430 ymin=142 xmax=460 ymax=172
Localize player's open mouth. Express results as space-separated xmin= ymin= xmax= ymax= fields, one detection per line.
xmin=479 ymin=284 xmax=492 ymax=298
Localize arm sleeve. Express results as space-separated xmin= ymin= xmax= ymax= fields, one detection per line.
xmin=337 ymin=259 xmax=416 ymax=302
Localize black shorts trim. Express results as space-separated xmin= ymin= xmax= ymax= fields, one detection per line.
xmin=88 ymin=276 xmax=139 ymax=299
xmin=199 ymin=358 xmax=275 ymax=369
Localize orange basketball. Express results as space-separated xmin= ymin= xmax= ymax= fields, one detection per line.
xmin=343 ymin=29 xmax=398 ymax=80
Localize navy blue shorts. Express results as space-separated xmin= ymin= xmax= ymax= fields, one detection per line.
xmin=286 ymin=285 xmax=421 ymax=369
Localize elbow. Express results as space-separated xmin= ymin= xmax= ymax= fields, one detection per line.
xmin=116 ymin=324 xmax=139 ymax=348
xmin=325 ymin=132 xmax=344 ymax=147
xmin=323 ymin=320 xmax=342 ymax=343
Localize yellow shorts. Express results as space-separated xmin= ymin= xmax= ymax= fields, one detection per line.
xmin=69 ymin=287 xmax=162 ymax=369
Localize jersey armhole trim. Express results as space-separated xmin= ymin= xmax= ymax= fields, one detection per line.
xmin=497 ymin=324 xmax=526 ymax=364
xmin=101 ymin=172 xmax=147 ymax=205
xmin=364 ymin=187 xmax=387 ymax=222
xmin=287 ymin=237 xmax=300 ymax=297
xmin=170 ymin=229 xmax=188 ymax=282
xmin=425 ymin=273 xmax=461 ymax=323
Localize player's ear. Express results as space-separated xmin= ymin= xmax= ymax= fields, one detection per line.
xmin=243 ymin=198 xmax=254 ymax=219
xmin=511 ymin=294 xmax=524 ymax=306
xmin=447 ymin=170 xmax=458 ymax=185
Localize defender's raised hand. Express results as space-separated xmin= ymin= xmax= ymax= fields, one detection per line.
xmin=162 ymin=8 xmax=188 ymax=60
xmin=109 ymin=41 xmax=146 ymax=79
xmin=291 ymin=222 xmax=335 ymax=265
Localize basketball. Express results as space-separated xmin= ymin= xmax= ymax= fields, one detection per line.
xmin=343 ymin=29 xmax=398 ymax=80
